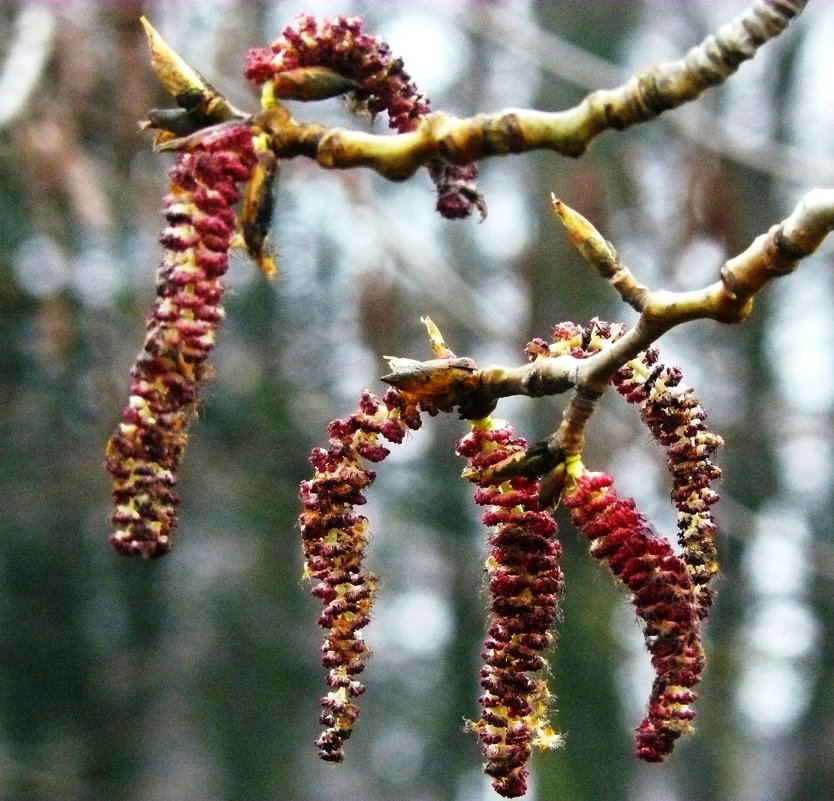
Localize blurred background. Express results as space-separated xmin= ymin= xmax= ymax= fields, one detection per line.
xmin=1 ymin=0 xmax=833 ymax=799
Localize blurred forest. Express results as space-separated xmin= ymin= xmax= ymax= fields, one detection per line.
xmin=1 ymin=1 xmax=833 ymax=799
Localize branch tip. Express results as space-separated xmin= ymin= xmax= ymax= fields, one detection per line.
xmin=421 ymin=315 xmax=456 ymax=358
xmin=551 ymin=197 xmax=616 ymax=264
xmin=140 ymin=16 xmax=209 ymax=103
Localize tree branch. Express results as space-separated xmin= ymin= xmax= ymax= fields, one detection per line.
xmin=138 ymin=4 xmax=824 ymax=483
xmin=567 ymin=188 xmax=834 ymax=386
xmin=382 ymin=188 xmax=834 ymax=476
xmin=254 ymin=0 xmax=807 ymax=178
xmin=142 ymin=1 xmax=807 ymax=187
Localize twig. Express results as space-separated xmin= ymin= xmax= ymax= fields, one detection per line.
xmin=253 ymin=0 xmax=807 ymax=178
xmin=445 ymin=0 xmax=833 ymax=185
xmin=567 ymin=188 xmax=834 ymax=388
xmin=382 ymin=189 xmax=834 ymax=477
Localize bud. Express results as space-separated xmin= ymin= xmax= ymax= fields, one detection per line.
xmin=241 ymin=142 xmax=279 ymax=278
xmin=140 ymin=16 xmax=243 ymax=140
xmin=270 ymin=66 xmax=360 ymax=101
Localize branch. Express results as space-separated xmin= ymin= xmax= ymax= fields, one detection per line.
xmin=499 ymin=189 xmax=834 ymax=395
xmin=560 ymin=189 xmax=834 ymax=387
xmin=141 ymin=1 xmax=806 ymax=193
xmin=382 ymin=189 xmax=834 ymax=479
xmin=136 ymin=5 xmax=824 ymax=483
xmin=254 ymin=0 xmax=807 ymax=179
xmin=446 ymin=1 xmax=833 ymax=186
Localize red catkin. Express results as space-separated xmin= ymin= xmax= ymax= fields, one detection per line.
xmin=457 ymin=418 xmax=564 ymax=798
xmin=105 ymin=124 xmax=257 ymax=557
xmin=564 ymin=471 xmax=705 ymax=761
xmin=298 ymin=389 xmax=423 ymax=762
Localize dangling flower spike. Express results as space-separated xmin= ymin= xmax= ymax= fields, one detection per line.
xmin=298 ymin=388 xmax=425 ymax=762
xmin=613 ymin=352 xmax=722 ymax=618
xmin=563 ymin=468 xmax=705 ymax=762
xmin=457 ymin=417 xmax=564 ymax=798
xmin=105 ymin=124 xmax=257 ymax=557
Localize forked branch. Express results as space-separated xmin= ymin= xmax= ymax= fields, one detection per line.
xmin=383 ymin=189 xmax=834 ymax=481
xmin=105 ymin=4 xmax=826 ymax=794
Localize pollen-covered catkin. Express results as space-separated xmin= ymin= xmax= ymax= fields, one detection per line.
xmin=105 ymin=124 xmax=256 ymax=557
xmin=299 ymin=389 xmax=424 ymax=762
xmin=457 ymin=417 xmax=564 ymax=798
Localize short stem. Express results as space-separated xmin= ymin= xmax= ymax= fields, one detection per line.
xmin=551 ymin=387 xmax=601 ymax=457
